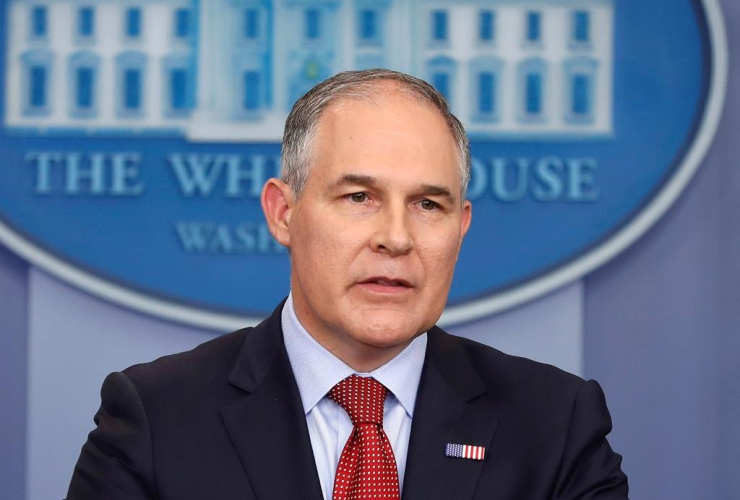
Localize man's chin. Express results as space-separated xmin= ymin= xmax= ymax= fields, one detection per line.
xmin=325 ymin=302 xmax=440 ymax=368
xmin=349 ymin=313 xmax=429 ymax=349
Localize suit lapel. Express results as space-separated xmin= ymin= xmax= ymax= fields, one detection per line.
xmin=220 ymin=303 xmax=324 ymax=500
xmin=402 ymin=327 xmax=499 ymax=500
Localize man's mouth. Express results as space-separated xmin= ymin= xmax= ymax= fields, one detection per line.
xmin=360 ymin=277 xmax=413 ymax=288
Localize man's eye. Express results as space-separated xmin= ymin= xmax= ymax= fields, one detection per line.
xmin=419 ymin=199 xmax=439 ymax=211
xmin=348 ymin=192 xmax=368 ymax=203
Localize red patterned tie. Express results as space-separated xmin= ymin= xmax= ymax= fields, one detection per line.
xmin=329 ymin=375 xmax=401 ymax=500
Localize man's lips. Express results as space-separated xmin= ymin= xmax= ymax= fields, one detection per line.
xmin=358 ymin=277 xmax=413 ymax=288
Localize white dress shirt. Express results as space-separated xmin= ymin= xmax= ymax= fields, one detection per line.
xmin=282 ymin=294 xmax=427 ymax=500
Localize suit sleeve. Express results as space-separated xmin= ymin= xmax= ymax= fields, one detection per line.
xmin=66 ymin=372 xmax=157 ymax=500
xmin=553 ymin=380 xmax=629 ymax=500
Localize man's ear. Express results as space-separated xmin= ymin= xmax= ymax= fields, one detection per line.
xmin=261 ymin=178 xmax=294 ymax=248
xmin=460 ymin=200 xmax=472 ymax=240
xmin=457 ymin=200 xmax=473 ymax=257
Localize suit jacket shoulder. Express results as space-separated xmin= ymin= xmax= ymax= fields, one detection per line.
xmin=402 ymin=327 xmax=628 ymax=500
xmin=436 ymin=328 xmax=589 ymax=417
xmin=122 ymin=327 xmax=251 ymax=415
xmin=67 ymin=302 xmax=322 ymax=500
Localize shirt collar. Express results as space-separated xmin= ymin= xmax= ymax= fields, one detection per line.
xmin=282 ymin=293 xmax=427 ymax=418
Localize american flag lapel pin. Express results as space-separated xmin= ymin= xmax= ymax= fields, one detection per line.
xmin=445 ymin=442 xmax=486 ymax=461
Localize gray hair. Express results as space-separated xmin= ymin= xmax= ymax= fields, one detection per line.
xmin=281 ymin=68 xmax=471 ymax=199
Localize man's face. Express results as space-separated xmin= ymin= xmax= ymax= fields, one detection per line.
xmin=271 ymin=88 xmax=471 ymax=370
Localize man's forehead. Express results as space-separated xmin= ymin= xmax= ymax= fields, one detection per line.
xmin=315 ymin=90 xmax=453 ymax=150
xmin=303 ymin=80 xmax=463 ymax=196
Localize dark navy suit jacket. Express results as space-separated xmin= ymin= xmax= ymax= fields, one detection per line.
xmin=66 ymin=302 xmax=628 ymax=499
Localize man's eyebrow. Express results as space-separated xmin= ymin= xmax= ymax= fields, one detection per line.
xmin=332 ymin=175 xmax=457 ymax=203
xmin=332 ymin=174 xmax=380 ymax=188
xmin=420 ymin=184 xmax=457 ymax=204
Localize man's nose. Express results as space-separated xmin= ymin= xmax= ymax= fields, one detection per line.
xmin=370 ymin=202 xmax=413 ymax=256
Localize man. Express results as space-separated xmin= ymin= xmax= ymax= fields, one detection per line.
xmin=66 ymin=69 xmax=628 ymax=499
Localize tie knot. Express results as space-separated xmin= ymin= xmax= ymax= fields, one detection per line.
xmin=329 ymin=375 xmax=387 ymax=426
